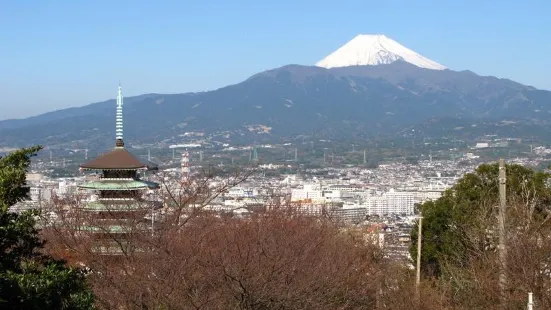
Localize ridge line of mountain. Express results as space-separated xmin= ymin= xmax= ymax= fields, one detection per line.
xmin=1 ymin=61 xmax=550 ymax=149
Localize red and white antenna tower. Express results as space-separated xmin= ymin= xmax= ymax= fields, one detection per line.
xmin=181 ymin=151 xmax=190 ymax=184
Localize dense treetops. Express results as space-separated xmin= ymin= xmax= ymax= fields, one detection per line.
xmin=411 ymin=162 xmax=551 ymax=308
xmin=0 ymin=146 xmax=94 ymax=309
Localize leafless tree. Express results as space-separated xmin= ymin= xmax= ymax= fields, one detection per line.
xmin=41 ymin=165 xmax=398 ymax=309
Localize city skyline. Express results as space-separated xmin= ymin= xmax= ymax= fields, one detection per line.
xmin=1 ymin=0 xmax=549 ymax=119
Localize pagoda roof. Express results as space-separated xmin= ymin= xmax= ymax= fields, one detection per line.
xmin=80 ymin=147 xmax=158 ymax=171
xmin=78 ymin=179 xmax=159 ymax=191
xmin=78 ymin=225 xmax=129 ymax=233
xmin=82 ymin=201 xmax=145 ymax=211
xmin=80 ymin=199 xmax=162 ymax=211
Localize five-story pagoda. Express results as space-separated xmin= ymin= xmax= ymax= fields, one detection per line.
xmin=77 ymin=85 xmax=160 ymax=254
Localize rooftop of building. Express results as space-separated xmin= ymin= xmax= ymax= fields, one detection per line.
xmin=80 ymin=139 xmax=158 ymax=171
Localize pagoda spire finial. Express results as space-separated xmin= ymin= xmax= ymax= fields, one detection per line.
xmin=115 ymin=83 xmax=124 ymax=147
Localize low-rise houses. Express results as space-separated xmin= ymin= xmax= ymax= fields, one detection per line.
xmin=17 ymin=146 xmax=551 ymax=264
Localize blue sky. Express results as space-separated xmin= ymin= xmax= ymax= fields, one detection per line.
xmin=0 ymin=0 xmax=549 ymax=119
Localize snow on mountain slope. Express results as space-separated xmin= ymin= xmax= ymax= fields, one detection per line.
xmin=316 ymin=34 xmax=446 ymax=70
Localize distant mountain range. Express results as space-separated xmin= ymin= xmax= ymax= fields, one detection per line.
xmin=2 ymin=35 xmax=551 ymax=149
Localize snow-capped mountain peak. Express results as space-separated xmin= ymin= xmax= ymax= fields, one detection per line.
xmin=316 ymin=34 xmax=446 ymax=70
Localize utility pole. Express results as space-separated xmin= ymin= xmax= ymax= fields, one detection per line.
xmin=151 ymin=205 xmax=155 ymax=237
xmin=498 ymin=158 xmax=507 ymax=307
xmin=527 ymin=292 xmax=533 ymax=310
xmin=416 ymin=215 xmax=423 ymax=292
xmin=38 ymin=187 xmax=42 ymax=210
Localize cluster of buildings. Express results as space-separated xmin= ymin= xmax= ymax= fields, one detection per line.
xmin=291 ymin=184 xmax=415 ymax=215
xmin=280 ymin=160 xmax=466 ymax=218
xmin=12 ymin=85 xmax=551 ymax=263
xmin=13 ymin=175 xmax=79 ymax=213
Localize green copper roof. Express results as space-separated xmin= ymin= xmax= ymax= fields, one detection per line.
xmin=78 ymin=179 xmax=159 ymax=190
xmin=82 ymin=201 xmax=148 ymax=211
xmin=78 ymin=225 xmax=129 ymax=233
xmin=91 ymin=246 xmax=125 ymax=255
xmin=91 ymin=244 xmax=147 ymax=255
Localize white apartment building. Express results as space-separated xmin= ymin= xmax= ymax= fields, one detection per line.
xmin=364 ymin=190 xmax=415 ymax=216
xmin=291 ymin=183 xmax=349 ymax=203
xmin=385 ymin=190 xmax=414 ymax=214
xmin=225 ymin=187 xmax=255 ymax=198
xmin=291 ymin=188 xmax=324 ymax=202
xmin=56 ymin=179 xmax=77 ymax=198
xmin=30 ymin=186 xmax=41 ymax=202
xmin=291 ymin=183 xmax=323 ymax=202
xmin=328 ymin=184 xmax=363 ymax=192
xmin=321 ymin=190 xmax=343 ymax=202
xmin=366 ymin=196 xmax=388 ymax=215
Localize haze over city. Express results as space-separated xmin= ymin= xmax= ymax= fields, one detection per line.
xmin=1 ymin=0 xmax=550 ymax=119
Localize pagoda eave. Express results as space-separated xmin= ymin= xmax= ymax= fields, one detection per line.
xmin=78 ymin=180 xmax=159 ymax=191
xmin=79 ymin=146 xmax=159 ymax=171
xmin=79 ymin=167 xmax=148 ymax=171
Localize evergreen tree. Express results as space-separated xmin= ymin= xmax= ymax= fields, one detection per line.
xmin=0 ymin=146 xmax=94 ymax=309
xmin=410 ymin=162 xmax=551 ymax=277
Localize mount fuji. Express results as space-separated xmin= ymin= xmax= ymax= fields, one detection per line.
xmin=316 ymin=34 xmax=446 ymax=70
